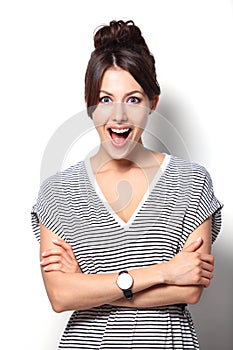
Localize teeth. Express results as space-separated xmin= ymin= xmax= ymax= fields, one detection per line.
xmin=111 ymin=128 xmax=130 ymax=134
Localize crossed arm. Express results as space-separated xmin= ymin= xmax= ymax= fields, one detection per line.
xmin=39 ymin=217 xmax=214 ymax=312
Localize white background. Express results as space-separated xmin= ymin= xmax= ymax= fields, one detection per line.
xmin=1 ymin=0 xmax=232 ymax=349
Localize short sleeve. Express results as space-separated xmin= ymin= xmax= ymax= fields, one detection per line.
xmin=182 ymin=167 xmax=223 ymax=246
xmin=31 ymin=177 xmax=66 ymax=242
xmin=193 ymin=170 xmax=223 ymax=243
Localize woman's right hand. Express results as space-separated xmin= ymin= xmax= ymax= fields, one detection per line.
xmin=164 ymin=237 xmax=214 ymax=288
xmin=40 ymin=238 xmax=81 ymax=273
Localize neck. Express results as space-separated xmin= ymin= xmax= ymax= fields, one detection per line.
xmin=90 ymin=143 xmax=162 ymax=174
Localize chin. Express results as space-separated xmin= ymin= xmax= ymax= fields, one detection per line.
xmin=102 ymin=140 xmax=139 ymax=161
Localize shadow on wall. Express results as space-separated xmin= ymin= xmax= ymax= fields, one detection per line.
xmin=191 ymin=239 xmax=233 ymax=350
xmin=143 ymin=90 xmax=208 ymax=164
xmin=143 ymin=92 xmax=232 ymax=350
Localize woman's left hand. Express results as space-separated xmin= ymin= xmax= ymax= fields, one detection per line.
xmin=40 ymin=239 xmax=81 ymax=273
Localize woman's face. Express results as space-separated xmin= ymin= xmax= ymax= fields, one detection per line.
xmin=92 ymin=67 xmax=156 ymax=160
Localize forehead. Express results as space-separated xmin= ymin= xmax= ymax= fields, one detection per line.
xmin=100 ymin=67 xmax=143 ymax=93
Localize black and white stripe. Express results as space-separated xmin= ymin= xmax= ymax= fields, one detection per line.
xmin=31 ymin=155 xmax=222 ymax=349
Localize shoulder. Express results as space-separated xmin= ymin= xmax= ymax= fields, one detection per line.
xmin=40 ymin=161 xmax=86 ymax=192
xmin=167 ymin=155 xmax=212 ymax=186
xmin=169 ymin=155 xmax=209 ymax=175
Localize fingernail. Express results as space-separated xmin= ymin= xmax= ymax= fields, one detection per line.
xmin=40 ymin=260 xmax=44 ymax=265
xmin=196 ymin=237 xmax=202 ymax=242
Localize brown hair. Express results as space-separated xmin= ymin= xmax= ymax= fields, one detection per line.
xmin=85 ymin=20 xmax=161 ymax=117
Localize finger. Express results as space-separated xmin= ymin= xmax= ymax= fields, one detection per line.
xmin=52 ymin=239 xmax=76 ymax=262
xmin=42 ymin=248 xmax=67 ymax=258
xmin=199 ymin=278 xmax=211 ymax=288
xmin=191 ymin=272 xmax=213 ymax=287
xmin=43 ymin=263 xmax=64 ymax=272
xmin=41 ymin=254 xmax=79 ymax=272
xmin=41 ymin=257 xmax=70 ymax=271
xmin=192 ymin=265 xmax=214 ymax=285
xmin=41 ymin=248 xmax=75 ymax=268
xmin=42 ymin=260 xmax=78 ymax=273
xmin=52 ymin=239 xmax=72 ymax=252
xmin=41 ymin=254 xmax=73 ymax=268
xmin=200 ymin=254 xmax=214 ymax=265
xmin=183 ymin=237 xmax=203 ymax=253
xmin=201 ymin=274 xmax=214 ymax=287
xmin=40 ymin=256 xmax=62 ymax=266
xmin=201 ymin=269 xmax=214 ymax=280
xmin=201 ymin=261 xmax=214 ymax=273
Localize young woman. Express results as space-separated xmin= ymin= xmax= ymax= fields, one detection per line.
xmin=32 ymin=20 xmax=222 ymax=349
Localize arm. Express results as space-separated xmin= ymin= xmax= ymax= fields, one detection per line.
xmin=39 ymin=218 xmax=213 ymax=312
xmin=39 ymin=223 xmax=168 ymax=312
xmin=111 ymin=217 xmax=213 ymax=307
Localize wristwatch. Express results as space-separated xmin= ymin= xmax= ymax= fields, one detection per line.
xmin=116 ymin=270 xmax=134 ymax=299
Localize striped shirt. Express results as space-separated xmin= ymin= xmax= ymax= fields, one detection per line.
xmin=31 ymin=154 xmax=222 ymax=349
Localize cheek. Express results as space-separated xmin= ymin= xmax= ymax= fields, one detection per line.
xmin=125 ymin=105 xmax=149 ymax=129
xmin=92 ymin=104 xmax=114 ymax=128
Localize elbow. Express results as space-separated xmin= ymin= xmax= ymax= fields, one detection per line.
xmin=51 ymin=300 xmax=65 ymax=313
xmin=186 ymin=286 xmax=204 ymax=305
xmin=48 ymin=288 xmax=84 ymax=313
xmin=47 ymin=288 xmax=70 ymax=313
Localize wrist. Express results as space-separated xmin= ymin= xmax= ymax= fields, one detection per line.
xmin=156 ymin=262 xmax=171 ymax=285
xmin=116 ymin=271 xmax=134 ymax=299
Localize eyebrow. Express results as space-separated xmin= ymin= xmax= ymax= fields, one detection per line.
xmin=99 ymin=90 xmax=145 ymax=97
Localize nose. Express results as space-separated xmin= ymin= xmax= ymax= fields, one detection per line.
xmin=111 ymin=103 xmax=128 ymax=123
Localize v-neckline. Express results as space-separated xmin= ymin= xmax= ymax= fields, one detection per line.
xmin=84 ymin=153 xmax=171 ymax=230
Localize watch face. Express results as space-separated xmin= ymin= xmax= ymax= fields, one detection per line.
xmin=117 ymin=272 xmax=133 ymax=290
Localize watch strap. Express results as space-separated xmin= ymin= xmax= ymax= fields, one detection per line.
xmin=123 ymin=288 xmax=133 ymax=299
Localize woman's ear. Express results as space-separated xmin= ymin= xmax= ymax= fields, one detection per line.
xmin=150 ymin=96 xmax=159 ymax=111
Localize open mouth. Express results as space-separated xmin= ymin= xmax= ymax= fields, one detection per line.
xmin=108 ymin=127 xmax=132 ymax=146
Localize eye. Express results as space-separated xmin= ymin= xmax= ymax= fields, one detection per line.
xmin=127 ymin=96 xmax=141 ymax=104
xmin=99 ymin=96 xmax=112 ymax=104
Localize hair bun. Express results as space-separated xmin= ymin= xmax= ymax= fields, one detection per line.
xmin=94 ymin=20 xmax=148 ymax=52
